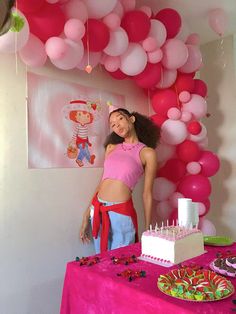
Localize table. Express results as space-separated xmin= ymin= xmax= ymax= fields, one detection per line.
xmin=60 ymin=242 xmax=236 ymax=314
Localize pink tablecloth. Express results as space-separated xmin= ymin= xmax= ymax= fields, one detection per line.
xmin=60 ymin=242 xmax=236 ymax=314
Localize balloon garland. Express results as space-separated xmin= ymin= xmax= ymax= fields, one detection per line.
xmin=0 ymin=0 xmax=225 ymax=235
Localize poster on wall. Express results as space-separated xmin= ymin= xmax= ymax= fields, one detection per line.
xmin=27 ymin=72 xmax=125 ymax=169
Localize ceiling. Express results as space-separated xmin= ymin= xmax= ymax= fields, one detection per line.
xmin=136 ymin=0 xmax=236 ymax=44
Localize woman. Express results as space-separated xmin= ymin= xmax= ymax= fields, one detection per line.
xmin=80 ymin=108 xmax=160 ymax=253
xmin=0 ymin=0 xmax=15 ymax=36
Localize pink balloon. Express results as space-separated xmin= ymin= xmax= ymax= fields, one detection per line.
xmin=167 ymin=107 xmax=181 ymax=120
xmin=156 ymin=68 xmax=177 ymax=89
xmin=77 ymin=50 xmax=101 ymax=70
xmin=161 ymin=120 xmax=187 ymax=145
xmin=182 ymin=94 xmax=207 ymax=119
xmin=120 ymin=0 xmax=136 ymax=12
xmin=208 ymin=8 xmax=227 ymax=36
xmin=156 ymin=200 xmax=173 ymax=220
xmin=45 ymin=37 xmax=67 ymax=60
xmin=179 ymin=44 xmax=202 ymax=73
xmin=139 ymin=5 xmax=152 ymax=18
xmin=155 ymin=8 xmax=182 ymax=39
xmin=162 ymin=39 xmax=189 ymax=70
xmin=148 ymin=19 xmax=167 ymax=48
xmin=50 ymin=38 xmax=84 ymax=70
xmin=179 ymin=91 xmax=191 ymax=103
xmin=188 ymin=123 xmax=207 ymax=142
xmin=186 ymin=33 xmax=200 ymax=45
xmin=103 ymin=13 xmax=121 ymax=30
xmin=142 ymin=37 xmax=158 ymax=52
xmin=156 ymin=142 xmax=175 ymax=163
xmin=104 ymin=27 xmax=129 ymax=57
xmin=198 ymin=151 xmax=220 ymax=177
xmin=153 ymin=177 xmax=176 ymax=201
xmin=186 ymin=161 xmax=201 ymax=175
xmin=112 ymin=1 xmax=124 ymax=18
xmin=199 ymin=218 xmax=216 ymax=236
xmin=19 ymin=33 xmax=47 ymax=67
xmin=178 ymin=174 xmax=211 ymax=202
xmin=17 ymin=0 xmax=44 ymax=13
xmin=134 ymin=62 xmax=162 ymax=89
xmin=180 ymin=111 xmax=192 ymax=122
xmin=193 ymin=79 xmax=208 ymax=97
xmin=197 ymin=202 xmax=206 ymax=216
xmin=148 ymin=48 xmax=163 ymax=64
xmin=104 ymin=55 xmax=120 ymax=72
xmin=64 ymin=18 xmax=85 ymax=41
xmin=63 ymin=0 xmax=88 ymax=23
xmin=85 ymin=0 xmax=117 ymax=19
xmin=150 ymin=114 xmax=166 ymax=128
xmin=152 ymin=89 xmax=178 ymax=116
xmin=169 ymin=192 xmax=184 ymax=208
xmin=120 ymin=43 xmax=147 ymax=76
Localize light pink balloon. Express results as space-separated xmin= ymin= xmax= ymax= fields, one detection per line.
xmin=139 ymin=5 xmax=152 ymax=18
xmin=186 ymin=161 xmax=201 ymax=174
xmin=85 ymin=0 xmax=117 ymax=19
xmin=142 ymin=37 xmax=157 ymax=52
xmin=186 ymin=33 xmax=200 ymax=45
xmin=167 ymin=107 xmax=181 ymax=120
xmin=156 ymin=143 xmax=175 ymax=163
xmin=148 ymin=19 xmax=167 ymax=48
xmin=19 ymin=33 xmax=47 ymax=67
xmin=103 ymin=13 xmax=121 ymax=30
xmin=162 ymin=39 xmax=189 ymax=70
xmin=156 ymin=200 xmax=173 ymax=220
xmin=182 ymin=94 xmax=207 ymax=119
xmin=148 ymin=48 xmax=163 ymax=64
xmin=77 ymin=50 xmax=101 ymax=70
xmin=156 ymin=68 xmax=177 ymax=89
xmin=197 ymin=203 xmax=206 ymax=216
xmin=63 ymin=0 xmax=88 ymax=23
xmin=45 ymin=37 xmax=67 ymax=60
xmin=112 ymin=1 xmax=124 ymax=18
xmin=153 ymin=177 xmax=176 ymax=201
xmin=179 ymin=44 xmax=202 ymax=73
xmin=208 ymin=8 xmax=227 ymax=36
xmin=188 ymin=123 xmax=207 ymax=142
xmin=104 ymin=55 xmax=120 ymax=72
xmin=161 ymin=119 xmax=188 ymax=145
xmin=169 ymin=192 xmax=184 ymax=208
xmin=180 ymin=111 xmax=192 ymax=122
xmin=104 ymin=27 xmax=129 ymax=57
xmin=0 ymin=10 xmax=29 ymax=53
xmin=64 ymin=18 xmax=85 ymax=41
xmin=199 ymin=218 xmax=216 ymax=236
xmin=120 ymin=0 xmax=136 ymax=12
xmin=50 ymin=38 xmax=84 ymax=70
xmin=179 ymin=91 xmax=191 ymax=103
xmin=120 ymin=43 xmax=147 ymax=76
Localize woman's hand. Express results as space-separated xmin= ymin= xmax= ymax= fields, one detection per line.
xmin=80 ymin=210 xmax=91 ymax=244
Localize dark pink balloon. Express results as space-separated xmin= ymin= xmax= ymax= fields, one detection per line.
xmin=17 ymin=0 xmax=45 ymax=14
xmin=158 ymin=158 xmax=186 ymax=182
xmin=187 ymin=120 xmax=202 ymax=135
xmin=82 ymin=19 xmax=110 ymax=52
xmin=150 ymin=114 xmax=166 ymax=127
xmin=25 ymin=3 xmax=66 ymax=42
xmin=108 ymin=69 xmax=128 ymax=80
xmin=134 ymin=62 xmax=162 ymax=89
xmin=178 ymin=174 xmax=212 ymax=202
xmin=177 ymin=140 xmax=201 ymax=162
xmin=151 ymin=89 xmax=178 ymax=117
xmin=193 ymin=79 xmax=208 ymax=97
xmin=199 ymin=199 xmax=211 ymax=217
xmin=174 ymin=73 xmax=195 ymax=93
xmin=198 ymin=151 xmax=220 ymax=177
xmin=155 ymin=8 xmax=182 ymax=38
xmin=121 ymin=10 xmax=151 ymax=42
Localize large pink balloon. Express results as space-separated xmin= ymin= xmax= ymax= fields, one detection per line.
xmin=198 ymin=151 xmax=220 ymax=177
xmin=153 ymin=177 xmax=176 ymax=201
xmin=104 ymin=27 xmax=129 ymax=57
xmin=208 ymin=8 xmax=227 ymax=36
xmin=77 ymin=50 xmax=101 ymax=70
xmin=19 ymin=33 xmax=47 ymax=67
xmin=178 ymin=174 xmax=212 ymax=202
xmin=151 ymin=89 xmax=178 ymax=116
xmin=162 ymin=39 xmax=189 ymax=70
xmin=17 ymin=0 xmax=44 ymax=13
xmin=182 ymin=94 xmax=207 ymax=119
xmin=179 ymin=44 xmax=202 ymax=73
xmin=148 ymin=19 xmax=167 ymax=48
xmin=45 ymin=37 xmax=67 ymax=60
xmin=156 ymin=68 xmax=177 ymax=89
xmin=64 ymin=18 xmax=85 ymax=41
xmin=134 ymin=62 xmax=162 ymax=89
xmin=26 ymin=3 xmax=66 ymax=42
xmin=63 ymin=0 xmax=88 ymax=23
xmin=156 ymin=142 xmax=175 ymax=163
xmin=120 ymin=43 xmax=147 ymax=76
xmin=155 ymin=8 xmax=182 ymax=39
xmin=161 ymin=120 xmax=188 ymax=145
xmin=85 ymin=0 xmax=117 ymax=19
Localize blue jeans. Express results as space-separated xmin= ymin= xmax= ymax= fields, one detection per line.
xmin=77 ymin=143 xmax=90 ymax=162
xmin=90 ymin=198 xmax=135 ymax=254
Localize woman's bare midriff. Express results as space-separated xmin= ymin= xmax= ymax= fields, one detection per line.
xmin=97 ymin=179 xmax=132 ymax=202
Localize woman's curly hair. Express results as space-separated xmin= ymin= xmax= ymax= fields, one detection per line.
xmin=104 ymin=108 xmax=161 ymax=149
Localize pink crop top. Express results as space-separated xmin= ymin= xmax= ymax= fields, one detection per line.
xmin=102 ymin=142 xmax=146 ymax=190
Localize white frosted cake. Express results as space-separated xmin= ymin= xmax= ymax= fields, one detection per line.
xmin=141 ymin=226 xmax=204 ymax=265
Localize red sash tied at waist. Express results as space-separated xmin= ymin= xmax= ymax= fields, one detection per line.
xmin=91 ymin=194 xmax=138 ymax=253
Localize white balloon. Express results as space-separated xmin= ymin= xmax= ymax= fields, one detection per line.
xmin=83 ymin=0 xmax=117 ymax=19
xmin=148 ymin=19 xmax=167 ymax=48
xmin=120 ymin=43 xmax=147 ymax=76
xmin=153 ymin=177 xmax=176 ymax=201
xmin=104 ymin=27 xmax=129 ymax=57
xmin=161 ymin=119 xmax=188 ymax=145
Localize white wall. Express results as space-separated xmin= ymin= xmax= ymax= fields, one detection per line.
xmin=0 ymin=55 xmax=148 ymax=314
xmin=200 ymin=35 xmax=236 ymax=239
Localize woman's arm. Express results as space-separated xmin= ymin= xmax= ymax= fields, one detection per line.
xmin=141 ymin=147 xmax=158 ymax=230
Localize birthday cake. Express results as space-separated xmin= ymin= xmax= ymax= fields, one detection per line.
xmin=141 ymin=226 xmax=204 ymax=265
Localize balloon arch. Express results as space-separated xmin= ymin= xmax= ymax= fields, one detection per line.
xmin=0 ymin=0 xmax=225 ymax=234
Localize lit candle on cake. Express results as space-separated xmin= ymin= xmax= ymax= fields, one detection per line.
xmin=167 ymin=219 xmax=169 ymax=227
xmin=172 ymin=219 xmax=175 ymax=226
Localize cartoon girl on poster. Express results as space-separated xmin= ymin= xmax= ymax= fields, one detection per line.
xmin=66 ymin=100 xmax=96 ymax=167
